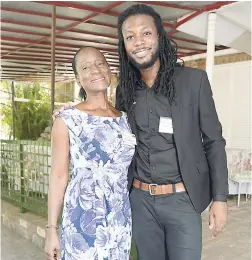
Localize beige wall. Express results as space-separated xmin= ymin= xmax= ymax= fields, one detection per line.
xmin=212 ymin=60 xmax=251 ymax=149
xmin=184 ymin=52 xmax=251 ymax=70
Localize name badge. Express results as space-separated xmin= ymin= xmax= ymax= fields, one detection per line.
xmin=121 ymin=132 xmax=137 ymax=146
xmin=159 ymin=117 xmax=173 ymax=134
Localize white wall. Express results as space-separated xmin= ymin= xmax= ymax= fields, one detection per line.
xmin=212 ymin=61 xmax=251 ymax=149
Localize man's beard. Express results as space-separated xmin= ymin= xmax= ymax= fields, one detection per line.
xmin=128 ymin=46 xmax=159 ymax=70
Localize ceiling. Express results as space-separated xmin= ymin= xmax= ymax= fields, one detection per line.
xmin=1 ymin=1 xmax=235 ymax=82
xmin=177 ymin=1 xmax=251 ymax=55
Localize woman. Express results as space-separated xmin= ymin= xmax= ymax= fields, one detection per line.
xmin=44 ymin=47 xmax=136 ymax=260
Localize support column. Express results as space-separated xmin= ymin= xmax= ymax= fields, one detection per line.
xmin=50 ymin=5 xmax=56 ymax=127
xmin=206 ymin=12 xmax=217 ymax=85
xmin=11 ymin=81 xmax=15 ymax=140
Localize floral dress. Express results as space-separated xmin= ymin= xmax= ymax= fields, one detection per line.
xmin=57 ymin=107 xmax=135 ymax=260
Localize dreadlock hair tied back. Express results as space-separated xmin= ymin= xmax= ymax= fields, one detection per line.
xmin=117 ymin=4 xmax=179 ymax=109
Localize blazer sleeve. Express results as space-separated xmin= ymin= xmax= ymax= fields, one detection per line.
xmin=115 ymin=84 xmax=126 ymax=112
xmin=199 ymin=71 xmax=229 ymax=201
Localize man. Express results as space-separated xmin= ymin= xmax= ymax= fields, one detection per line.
xmin=115 ymin=4 xmax=228 ymax=260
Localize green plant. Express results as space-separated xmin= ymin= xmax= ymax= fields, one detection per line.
xmin=1 ymin=81 xmax=51 ymax=140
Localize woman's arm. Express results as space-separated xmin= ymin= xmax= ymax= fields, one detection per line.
xmin=48 ymin=117 xmax=69 ymax=226
xmin=45 ymin=118 xmax=69 ymax=260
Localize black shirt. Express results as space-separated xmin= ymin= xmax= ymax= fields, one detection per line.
xmin=133 ymin=80 xmax=182 ymax=184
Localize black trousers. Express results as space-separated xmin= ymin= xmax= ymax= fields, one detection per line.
xmin=130 ymin=187 xmax=202 ymax=260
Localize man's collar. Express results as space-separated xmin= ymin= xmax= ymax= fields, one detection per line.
xmin=136 ymin=78 xmax=145 ymax=89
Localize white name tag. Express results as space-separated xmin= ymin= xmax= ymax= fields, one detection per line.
xmin=159 ymin=117 xmax=173 ymax=134
xmin=122 ymin=132 xmax=137 ymax=146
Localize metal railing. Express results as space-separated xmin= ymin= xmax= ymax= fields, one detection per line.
xmin=1 ymin=139 xmax=51 ymax=217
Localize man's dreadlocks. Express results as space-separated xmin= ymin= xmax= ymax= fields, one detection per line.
xmin=118 ymin=4 xmax=180 ymax=110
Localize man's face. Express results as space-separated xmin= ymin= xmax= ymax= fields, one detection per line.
xmin=122 ymin=14 xmax=159 ymax=70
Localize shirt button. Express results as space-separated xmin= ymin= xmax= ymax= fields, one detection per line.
xmin=149 ymin=109 xmax=153 ymax=113
xmin=152 ymin=166 xmax=156 ymax=170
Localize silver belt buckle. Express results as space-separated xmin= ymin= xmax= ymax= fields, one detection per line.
xmin=149 ymin=183 xmax=158 ymax=195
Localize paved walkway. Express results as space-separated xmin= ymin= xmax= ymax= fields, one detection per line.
xmin=1 ymin=225 xmax=45 ymax=260
xmin=202 ymin=197 xmax=251 ymax=260
xmin=1 ymin=197 xmax=251 ymax=260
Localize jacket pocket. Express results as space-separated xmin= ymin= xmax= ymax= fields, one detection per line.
xmin=196 ymin=160 xmax=209 ymax=174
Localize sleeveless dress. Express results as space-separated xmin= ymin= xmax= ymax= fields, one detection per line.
xmin=57 ymin=107 xmax=135 ymax=260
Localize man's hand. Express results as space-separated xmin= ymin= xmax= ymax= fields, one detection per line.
xmin=209 ymin=201 xmax=228 ymax=238
xmin=52 ymin=102 xmax=72 ymax=122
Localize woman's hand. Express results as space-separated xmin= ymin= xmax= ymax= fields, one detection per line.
xmin=44 ymin=229 xmax=61 ymax=260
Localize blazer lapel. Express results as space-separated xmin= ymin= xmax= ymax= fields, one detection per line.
xmin=171 ymin=69 xmax=184 ymax=151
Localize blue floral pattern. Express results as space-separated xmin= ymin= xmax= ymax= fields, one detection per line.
xmin=57 ymin=107 xmax=135 ymax=260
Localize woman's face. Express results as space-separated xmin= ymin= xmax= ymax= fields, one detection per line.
xmin=75 ymin=47 xmax=111 ymax=95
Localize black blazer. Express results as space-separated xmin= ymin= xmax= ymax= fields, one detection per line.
xmin=115 ymin=66 xmax=229 ymax=213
